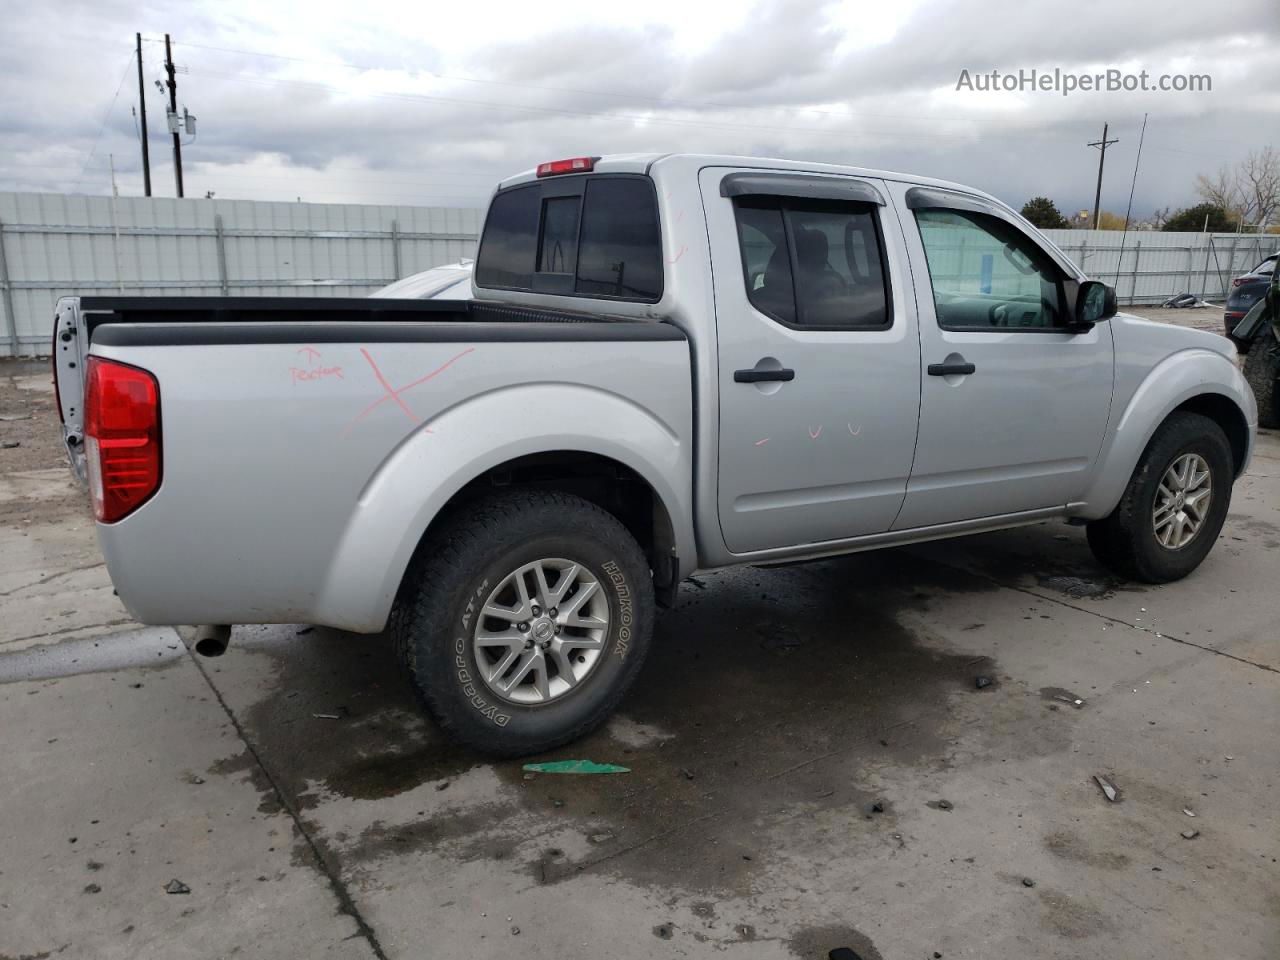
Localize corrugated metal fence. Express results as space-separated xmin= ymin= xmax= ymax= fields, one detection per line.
xmin=1 ymin=190 xmax=1275 ymax=356
xmin=0 ymin=192 xmax=481 ymax=356
xmin=1041 ymin=229 xmax=1276 ymax=306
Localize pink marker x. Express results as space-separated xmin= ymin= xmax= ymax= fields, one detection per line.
xmin=344 ymin=346 xmax=474 ymax=434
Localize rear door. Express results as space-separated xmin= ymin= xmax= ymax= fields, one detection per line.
xmin=700 ymin=169 xmax=922 ymax=554
xmin=891 ymin=184 xmax=1113 ymax=529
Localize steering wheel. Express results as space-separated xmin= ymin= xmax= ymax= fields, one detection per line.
xmin=989 ymin=302 xmax=1009 ymax=327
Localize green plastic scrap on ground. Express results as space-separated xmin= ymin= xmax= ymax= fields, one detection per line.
xmin=522 ymin=760 xmax=631 ymax=774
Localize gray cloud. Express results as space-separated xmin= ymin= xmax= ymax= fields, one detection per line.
xmin=0 ymin=0 xmax=1276 ymax=223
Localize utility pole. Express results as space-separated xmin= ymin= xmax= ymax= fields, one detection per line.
xmin=1088 ymin=122 xmax=1119 ymax=230
xmin=164 ymin=33 xmax=183 ymax=198
xmin=135 ymin=32 xmax=151 ymax=197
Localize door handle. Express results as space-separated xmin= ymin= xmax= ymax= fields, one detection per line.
xmin=927 ymin=361 xmax=976 ymax=377
xmin=735 ymin=367 xmax=796 ymax=383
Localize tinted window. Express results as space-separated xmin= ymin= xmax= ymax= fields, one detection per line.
xmin=476 ymin=186 xmax=539 ymax=289
xmin=538 ymin=196 xmax=580 ymax=274
xmin=788 ymin=206 xmax=890 ymax=327
xmin=733 ymin=198 xmax=891 ymax=329
xmin=735 ymin=203 xmax=796 ymax=325
xmin=915 ymin=209 xmax=1064 ymax=329
xmin=576 ymin=178 xmax=662 ymax=300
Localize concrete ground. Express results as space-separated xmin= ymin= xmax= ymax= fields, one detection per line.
xmin=1 ymin=306 xmax=1276 ymax=960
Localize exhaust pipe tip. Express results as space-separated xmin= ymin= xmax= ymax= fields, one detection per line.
xmin=193 ymin=624 xmax=232 ymax=658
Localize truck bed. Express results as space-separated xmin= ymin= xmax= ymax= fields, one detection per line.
xmin=57 ymin=295 xmax=694 ymax=632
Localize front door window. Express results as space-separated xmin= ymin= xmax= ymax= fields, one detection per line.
xmin=914 ymin=209 xmax=1065 ymax=331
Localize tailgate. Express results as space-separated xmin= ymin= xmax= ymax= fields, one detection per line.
xmin=51 ymin=297 xmax=89 ymax=485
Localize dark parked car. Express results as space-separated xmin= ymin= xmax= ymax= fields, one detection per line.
xmin=1234 ymin=262 xmax=1279 ymax=428
xmin=1224 ymin=251 xmax=1277 ymax=337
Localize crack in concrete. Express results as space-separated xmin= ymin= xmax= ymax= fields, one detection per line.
xmin=0 ymin=561 xmax=106 ymax=598
xmin=184 ymin=641 xmax=390 ymax=960
xmin=916 ymin=552 xmax=1279 ymax=675
xmin=1 ymin=616 xmax=135 ymax=647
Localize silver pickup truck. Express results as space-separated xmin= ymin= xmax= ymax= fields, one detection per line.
xmin=52 ymin=153 xmax=1257 ymax=756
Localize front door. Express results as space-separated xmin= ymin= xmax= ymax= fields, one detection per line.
xmin=892 ymin=184 xmax=1114 ymax=529
xmin=701 ymin=168 xmax=922 ymax=554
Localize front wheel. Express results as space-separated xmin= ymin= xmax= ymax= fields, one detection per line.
xmin=1242 ymin=333 xmax=1279 ymax=429
xmin=393 ymin=490 xmax=655 ymax=757
xmin=1086 ymin=412 xmax=1233 ymax=583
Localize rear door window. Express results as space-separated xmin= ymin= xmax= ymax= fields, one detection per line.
xmin=734 ymin=204 xmax=796 ymax=325
xmin=732 ymin=197 xmax=892 ymax=329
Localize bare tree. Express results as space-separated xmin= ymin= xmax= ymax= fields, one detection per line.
xmin=1194 ymin=169 xmax=1236 ymax=215
xmin=1239 ymin=146 xmax=1280 ymax=229
xmin=1195 ymin=146 xmax=1280 ymax=229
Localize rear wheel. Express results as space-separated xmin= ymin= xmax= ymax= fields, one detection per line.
xmin=393 ymin=490 xmax=654 ymax=757
xmin=1243 ymin=333 xmax=1279 ymax=429
xmin=1086 ymin=412 xmax=1233 ymax=583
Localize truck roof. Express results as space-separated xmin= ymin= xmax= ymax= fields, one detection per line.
xmin=496 ymin=152 xmax=1006 ymax=210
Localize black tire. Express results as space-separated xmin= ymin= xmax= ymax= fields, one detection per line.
xmin=1086 ymin=412 xmax=1233 ymax=583
xmin=1242 ymin=333 xmax=1279 ymax=429
xmin=392 ymin=490 xmax=654 ymax=757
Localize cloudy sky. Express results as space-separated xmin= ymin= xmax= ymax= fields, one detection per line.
xmin=2 ymin=0 xmax=1277 ymax=219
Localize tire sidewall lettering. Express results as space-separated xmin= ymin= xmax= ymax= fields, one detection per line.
xmin=455 ymin=578 xmax=510 ymax=727
xmin=602 ymin=559 xmax=632 ymax=659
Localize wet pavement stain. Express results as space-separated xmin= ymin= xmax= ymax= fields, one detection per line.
xmin=904 ymin=526 xmax=1148 ymax=601
xmin=211 ymin=547 xmax=1080 ymax=899
xmin=1037 ymin=574 xmax=1116 ymax=599
xmin=1226 ymin=513 xmax=1280 ymax=538
xmin=207 ymin=630 xmax=483 ymax=812
xmin=206 ymin=750 xmax=285 ymax=817
xmin=1043 ymin=830 xmax=1131 ymax=870
xmin=1039 ymin=686 xmax=1087 ymax=708
xmin=317 ymin=740 xmax=476 ymax=804
xmin=1035 ymin=887 xmax=1115 ymax=939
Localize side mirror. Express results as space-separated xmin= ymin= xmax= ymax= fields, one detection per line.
xmin=1074 ymin=280 xmax=1117 ymax=329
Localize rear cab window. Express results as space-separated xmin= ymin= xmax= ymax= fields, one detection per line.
xmin=476 ymin=175 xmax=662 ymax=302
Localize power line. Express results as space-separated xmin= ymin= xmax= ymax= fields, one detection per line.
xmin=73 ymin=50 xmax=137 ymax=191
xmin=187 ymin=66 xmax=1085 ymax=146
xmin=148 ymin=35 xmax=1114 ymax=134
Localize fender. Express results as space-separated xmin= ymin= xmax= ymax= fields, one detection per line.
xmin=314 ymin=382 xmax=695 ymax=632
xmin=1075 ymin=348 xmax=1256 ymax=520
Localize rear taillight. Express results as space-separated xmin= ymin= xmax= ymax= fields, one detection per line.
xmin=536 ymin=156 xmax=596 ymax=178
xmin=1231 ymin=277 xmax=1249 ymax=287
xmin=84 ymin=357 xmax=161 ymax=522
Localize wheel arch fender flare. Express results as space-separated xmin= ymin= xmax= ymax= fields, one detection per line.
xmin=315 ymin=382 xmax=695 ymax=632
xmin=1077 ymin=348 xmax=1256 ymax=520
